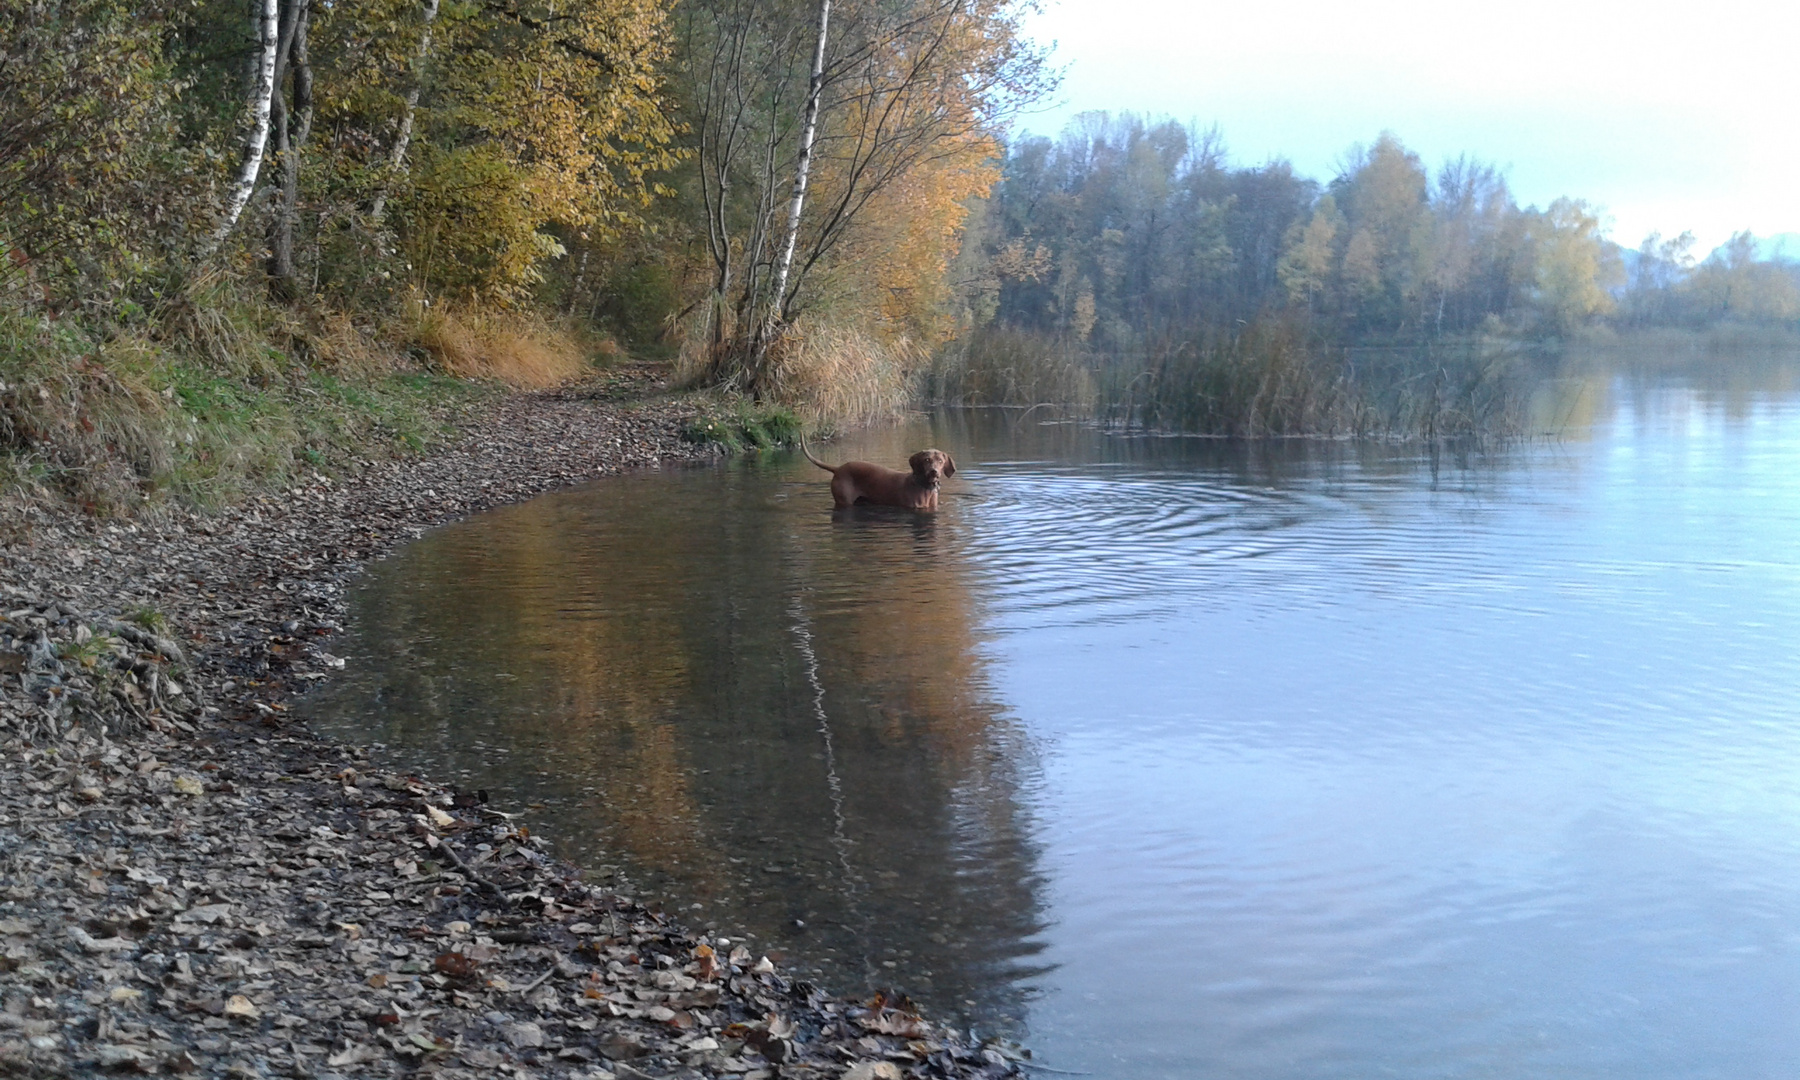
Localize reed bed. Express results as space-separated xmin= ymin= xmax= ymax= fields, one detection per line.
xmin=934 ymin=322 xmax=1534 ymax=440
xmin=927 ymin=325 xmax=1098 ymax=410
xmin=677 ymin=320 xmax=919 ymax=432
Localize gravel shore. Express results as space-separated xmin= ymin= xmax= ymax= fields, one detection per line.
xmin=0 ymin=368 xmax=1024 ymax=1080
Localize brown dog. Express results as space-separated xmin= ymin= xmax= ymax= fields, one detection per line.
xmin=800 ymin=437 xmax=955 ymax=511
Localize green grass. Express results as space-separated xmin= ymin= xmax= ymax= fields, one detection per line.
xmin=0 ymin=302 xmax=492 ymax=513
xmin=56 ymin=631 xmax=117 ymax=669
xmin=681 ymin=400 xmax=804 ymax=454
xmin=126 ymin=605 xmax=168 ymax=634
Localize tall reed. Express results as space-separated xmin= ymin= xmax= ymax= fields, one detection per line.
xmin=677 ymin=320 xmax=918 ymax=430
xmin=925 ymin=325 xmax=1098 ymax=409
xmin=935 ymin=320 xmax=1534 ymax=439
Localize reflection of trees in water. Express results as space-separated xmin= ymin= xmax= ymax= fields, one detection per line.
xmin=302 ymin=463 xmax=1048 ymax=1027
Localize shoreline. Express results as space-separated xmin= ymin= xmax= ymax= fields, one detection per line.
xmin=0 ymin=366 xmax=1023 ymax=1080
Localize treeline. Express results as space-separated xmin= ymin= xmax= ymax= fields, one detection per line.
xmin=0 ymin=0 xmax=1046 ymax=506
xmin=0 ymin=0 xmax=1045 ymax=362
xmin=7 ymin=0 xmax=1799 ymax=499
xmin=963 ymin=115 xmax=1800 ymax=352
xmin=1621 ymin=231 xmax=1800 ymax=330
xmin=931 ymin=115 xmax=1800 ymax=433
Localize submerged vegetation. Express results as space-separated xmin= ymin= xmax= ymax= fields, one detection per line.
xmin=4 ymin=0 xmax=1798 ymax=513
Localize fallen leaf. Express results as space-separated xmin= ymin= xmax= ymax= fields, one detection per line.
xmin=434 ymin=951 xmax=478 ymax=979
xmin=171 ymin=775 xmax=204 ymax=796
xmin=327 ymin=1043 xmax=379 ymax=1067
xmin=864 ymin=1012 xmax=932 ymax=1039
xmin=92 ymin=1045 xmax=153 ymax=1070
xmin=224 ymin=995 xmax=259 ymax=1020
xmin=693 ymin=942 xmax=719 ymax=981
xmin=425 ymin=805 xmax=454 ymax=828
xmin=175 ymin=903 xmax=231 ymax=925
xmin=842 ymin=1063 xmax=902 ymax=1080
xmin=67 ymin=927 xmax=134 ymax=954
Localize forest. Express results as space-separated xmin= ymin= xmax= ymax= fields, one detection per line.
xmin=4 ymin=0 xmax=1799 ymax=508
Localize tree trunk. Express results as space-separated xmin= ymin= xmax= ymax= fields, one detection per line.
xmin=371 ymin=0 xmax=441 ymax=223
xmin=206 ymin=0 xmax=280 ymax=254
xmin=764 ymin=0 xmax=830 ymax=339
xmin=268 ymin=0 xmax=312 ymax=294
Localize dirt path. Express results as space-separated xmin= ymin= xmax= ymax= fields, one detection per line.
xmin=0 ymin=369 xmax=1022 ymax=1080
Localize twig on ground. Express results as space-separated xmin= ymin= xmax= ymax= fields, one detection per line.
xmin=434 ymin=835 xmax=511 ymax=907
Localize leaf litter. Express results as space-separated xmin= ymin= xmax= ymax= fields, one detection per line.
xmin=0 ymin=368 xmax=1025 ymax=1079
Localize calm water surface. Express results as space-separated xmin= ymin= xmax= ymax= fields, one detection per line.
xmin=303 ymin=365 xmax=1800 ymax=1078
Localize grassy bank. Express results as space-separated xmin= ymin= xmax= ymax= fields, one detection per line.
xmin=0 ymin=286 xmax=614 ymax=515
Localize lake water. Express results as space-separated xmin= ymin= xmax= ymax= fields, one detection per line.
xmin=302 ymin=362 xmax=1800 ymax=1078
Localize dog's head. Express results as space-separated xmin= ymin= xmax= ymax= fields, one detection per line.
xmin=909 ymin=449 xmax=955 ymax=487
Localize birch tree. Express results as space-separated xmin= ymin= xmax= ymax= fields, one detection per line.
xmin=679 ymin=0 xmax=1051 ymax=392
xmin=368 ymin=0 xmax=439 ymax=224
xmin=268 ymin=0 xmax=314 ymax=293
xmin=205 ymin=0 xmax=280 ymax=254
xmin=762 ymin=0 xmax=830 ymax=354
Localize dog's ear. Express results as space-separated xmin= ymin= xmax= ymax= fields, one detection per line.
xmin=942 ymin=453 xmax=955 ymax=478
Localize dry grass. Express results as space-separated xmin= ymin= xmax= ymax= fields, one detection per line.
xmin=760 ymin=323 xmax=918 ymax=427
xmin=933 ymin=319 xmax=1532 ymax=439
xmin=928 ymin=325 xmax=1098 ymax=409
xmin=677 ymin=320 xmax=919 ymax=430
xmin=406 ymin=299 xmax=592 ymax=388
xmin=306 ymin=311 xmax=400 ymax=378
xmin=0 ymin=320 xmax=179 ymax=511
xmin=0 ymin=294 xmax=480 ymax=514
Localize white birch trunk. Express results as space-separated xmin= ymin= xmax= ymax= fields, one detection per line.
xmin=370 ymin=0 xmax=441 ymax=223
xmin=767 ymin=0 xmax=830 ymax=329
xmin=207 ymin=0 xmax=280 ymax=251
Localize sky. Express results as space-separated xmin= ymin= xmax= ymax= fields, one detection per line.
xmin=1016 ymin=0 xmax=1800 ymax=253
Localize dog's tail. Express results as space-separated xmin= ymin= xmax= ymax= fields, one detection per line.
xmin=798 ymin=433 xmax=835 ymax=473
